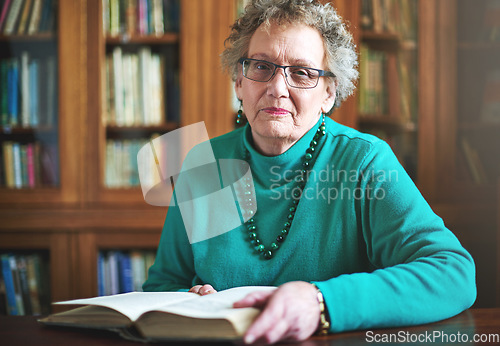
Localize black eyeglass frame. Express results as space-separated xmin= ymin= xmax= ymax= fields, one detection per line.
xmin=238 ymin=57 xmax=335 ymax=89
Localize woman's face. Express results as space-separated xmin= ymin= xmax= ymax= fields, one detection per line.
xmin=235 ymin=22 xmax=336 ymax=153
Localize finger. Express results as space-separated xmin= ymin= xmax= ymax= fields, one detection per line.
xmin=246 ymin=317 xmax=289 ymax=345
xmin=188 ymin=285 xmax=202 ymax=294
xmin=233 ymin=291 xmax=274 ymax=308
xmin=243 ymin=295 xmax=285 ymax=343
xmin=199 ymin=284 xmax=216 ymax=295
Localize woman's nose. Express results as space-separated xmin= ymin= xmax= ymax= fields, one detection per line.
xmin=267 ymin=68 xmax=290 ymax=98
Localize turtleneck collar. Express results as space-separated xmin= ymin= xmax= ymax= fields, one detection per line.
xmin=241 ymin=116 xmax=324 ymax=185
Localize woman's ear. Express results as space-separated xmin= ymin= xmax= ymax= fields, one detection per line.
xmin=234 ymin=74 xmax=243 ymax=100
xmin=321 ymin=82 xmax=337 ymax=114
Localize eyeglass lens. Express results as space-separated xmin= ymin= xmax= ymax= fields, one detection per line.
xmin=242 ymin=59 xmax=320 ymax=88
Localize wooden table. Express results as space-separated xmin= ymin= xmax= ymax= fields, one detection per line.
xmin=1 ymin=308 xmax=499 ymax=345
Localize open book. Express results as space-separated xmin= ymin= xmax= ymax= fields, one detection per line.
xmin=39 ymin=286 xmax=276 ymax=341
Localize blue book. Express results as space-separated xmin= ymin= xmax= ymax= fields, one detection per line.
xmin=12 ymin=142 xmax=22 ymax=188
xmin=97 ymin=252 xmax=105 ymax=296
xmin=7 ymin=60 xmax=19 ymax=127
xmin=1 ymin=254 xmax=18 ymax=315
xmin=0 ymin=59 xmax=8 ymax=126
xmin=118 ymin=252 xmax=134 ymax=293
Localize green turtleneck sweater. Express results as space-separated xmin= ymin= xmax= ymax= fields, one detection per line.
xmin=143 ymin=116 xmax=476 ymax=333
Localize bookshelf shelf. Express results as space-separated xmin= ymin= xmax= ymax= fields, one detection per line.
xmin=1 ymin=126 xmax=57 ymax=134
xmin=105 ymin=33 xmax=179 ymax=45
xmin=0 ymin=34 xmax=55 ymax=41
xmin=106 ymin=123 xmax=179 ymax=133
xmin=358 ymin=116 xmax=417 ymax=133
xmin=360 ymin=30 xmax=401 ymax=50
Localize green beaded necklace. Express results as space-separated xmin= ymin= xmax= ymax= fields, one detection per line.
xmin=242 ymin=114 xmax=327 ymax=260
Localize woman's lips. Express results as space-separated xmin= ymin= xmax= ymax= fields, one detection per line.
xmin=261 ymin=107 xmax=290 ymax=115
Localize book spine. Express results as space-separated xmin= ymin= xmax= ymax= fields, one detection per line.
xmin=108 ymin=251 xmax=119 ymax=295
xmin=38 ymin=0 xmax=51 ymax=32
xmin=152 ymin=0 xmax=163 ymax=35
xmin=0 ymin=59 xmax=8 ymax=126
xmin=20 ymin=143 xmax=28 ymax=187
xmin=118 ymin=252 xmax=134 ymax=293
xmin=130 ymin=54 xmax=141 ymax=125
xmin=97 ymin=252 xmax=105 ymax=296
xmin=109 ymin=0 xmax=120 ymax=36
xmin=16 ymin=256 xmax=32 ymax=315
xmin=112 ymin=47 xmax=124 ymax=126
xmin=124 ymin=0 xmax=136 ymax=36
xmin=27 ymin=0 xmax=41 ymax=34
xmin=2 ymin=141 xmax=14 ymax=187
xmin=33 ymin=141 xmax=41 ymax=186
xmin=122 ymin=53 xmax=134 ymax=126
xmin=26 ymin=142 xmax=35 ymax=187
xmin=130 ymin=251 xmax=145 ymax=292
xmin=45 ymin=56 xmax=56 ymax=126
xmin=29 ymin=58 xmax=39 ymax=126
xmin=8 ymin=59 xmax=19 ymax=127
xmin=138 ymin=0 xmax=147 ymax=35
xmin=1 ymin=254 xmax=18 ymax=315
xmin=105 ymin=140 xmax=114 ymax=187
xmin=138 ymin=47 xmax=150 ymax=124
xmin=20 ymin=51 xmax=29 ymax=128
xmin=26 ymin=255 xmax=42 ymax=315
xmin=12 ymin=141 xmax=22 ymax=188
xmin=17 ymin=0 xmax=33 ymax=34
xmin=9 ymin=255 xmax=25 ymax=315
xmin=3 ymin=0 xmax=23 ymax=34
xmin=0 ymin=0 xmax=12 ymax=31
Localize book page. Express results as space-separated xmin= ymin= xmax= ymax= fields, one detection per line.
xmin=54 ymin=291 xmax=196 ymax=321
xmin=153 ymin=286 xmax=276 ymax=319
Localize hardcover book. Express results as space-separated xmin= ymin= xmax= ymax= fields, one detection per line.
xmin=39 ymin=286 xmax=276 ymax=341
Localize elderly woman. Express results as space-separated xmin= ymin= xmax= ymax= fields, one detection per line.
xmin=143 ymin=0 xmax=476 ymax=344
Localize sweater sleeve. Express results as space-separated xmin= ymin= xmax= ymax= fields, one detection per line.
xmin=142 ymin=204 xmax=196 ymax=292
xmin=314 ymin=140 xmax=476 ymax=333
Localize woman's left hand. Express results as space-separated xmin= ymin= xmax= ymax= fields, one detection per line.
xmin=233 ymin=281 xmax=322 ymax=344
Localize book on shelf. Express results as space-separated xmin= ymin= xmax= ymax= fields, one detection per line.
xmin=104 ymin=139 xmax=145 ymax=188
xmin=16 ymin=0 xmax=33 ymax=35
xmin=2 ymin=0 xmax=24 ymax=35
xmin=105 ymin=47 xmax=166 ymax=127
xmin=0 ymin=0 xmax=55 ymax=35
xmin=360 ymin=0 xmax=417 ymax=40
xmin=98 ymin=250 xmax=155 ymax=296
xmin=103 ymin=0 xmax=178 ymax=37
xmin=0 ymin=253 xmax=49 ymax=316
xmin=27 ymin=0 xmax=42 ymax=35
xmin=1 ymin=140 xmax=58 ymax=188
xmin=0 ymin=0 xmax=12 ymax=32
xmin=0 ymin=53 xmax=57 ymax=128
xmin=358 ymin=44 xmax=387 ymax=116
xmin=39 ymin=286 xmax=276 ymax=341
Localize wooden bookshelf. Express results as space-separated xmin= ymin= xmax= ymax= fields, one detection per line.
xmin=356 ymin=0 xmax=420 ymax=183
xmin=0 ymin=0 xmax=498 ymax=314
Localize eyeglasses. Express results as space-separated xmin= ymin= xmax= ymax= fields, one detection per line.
xmin=239 ymin=58 xmax=335 ymax=89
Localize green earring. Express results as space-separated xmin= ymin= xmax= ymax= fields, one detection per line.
xmin=236 ymin=101 xmax=244 ymax=126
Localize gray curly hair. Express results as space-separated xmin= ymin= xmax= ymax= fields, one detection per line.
xmin=221 ymin=0 xmax=358 ymax=109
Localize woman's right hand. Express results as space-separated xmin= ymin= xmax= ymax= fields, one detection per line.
xmin=188 ymin=284 xmax=217 ymax=295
